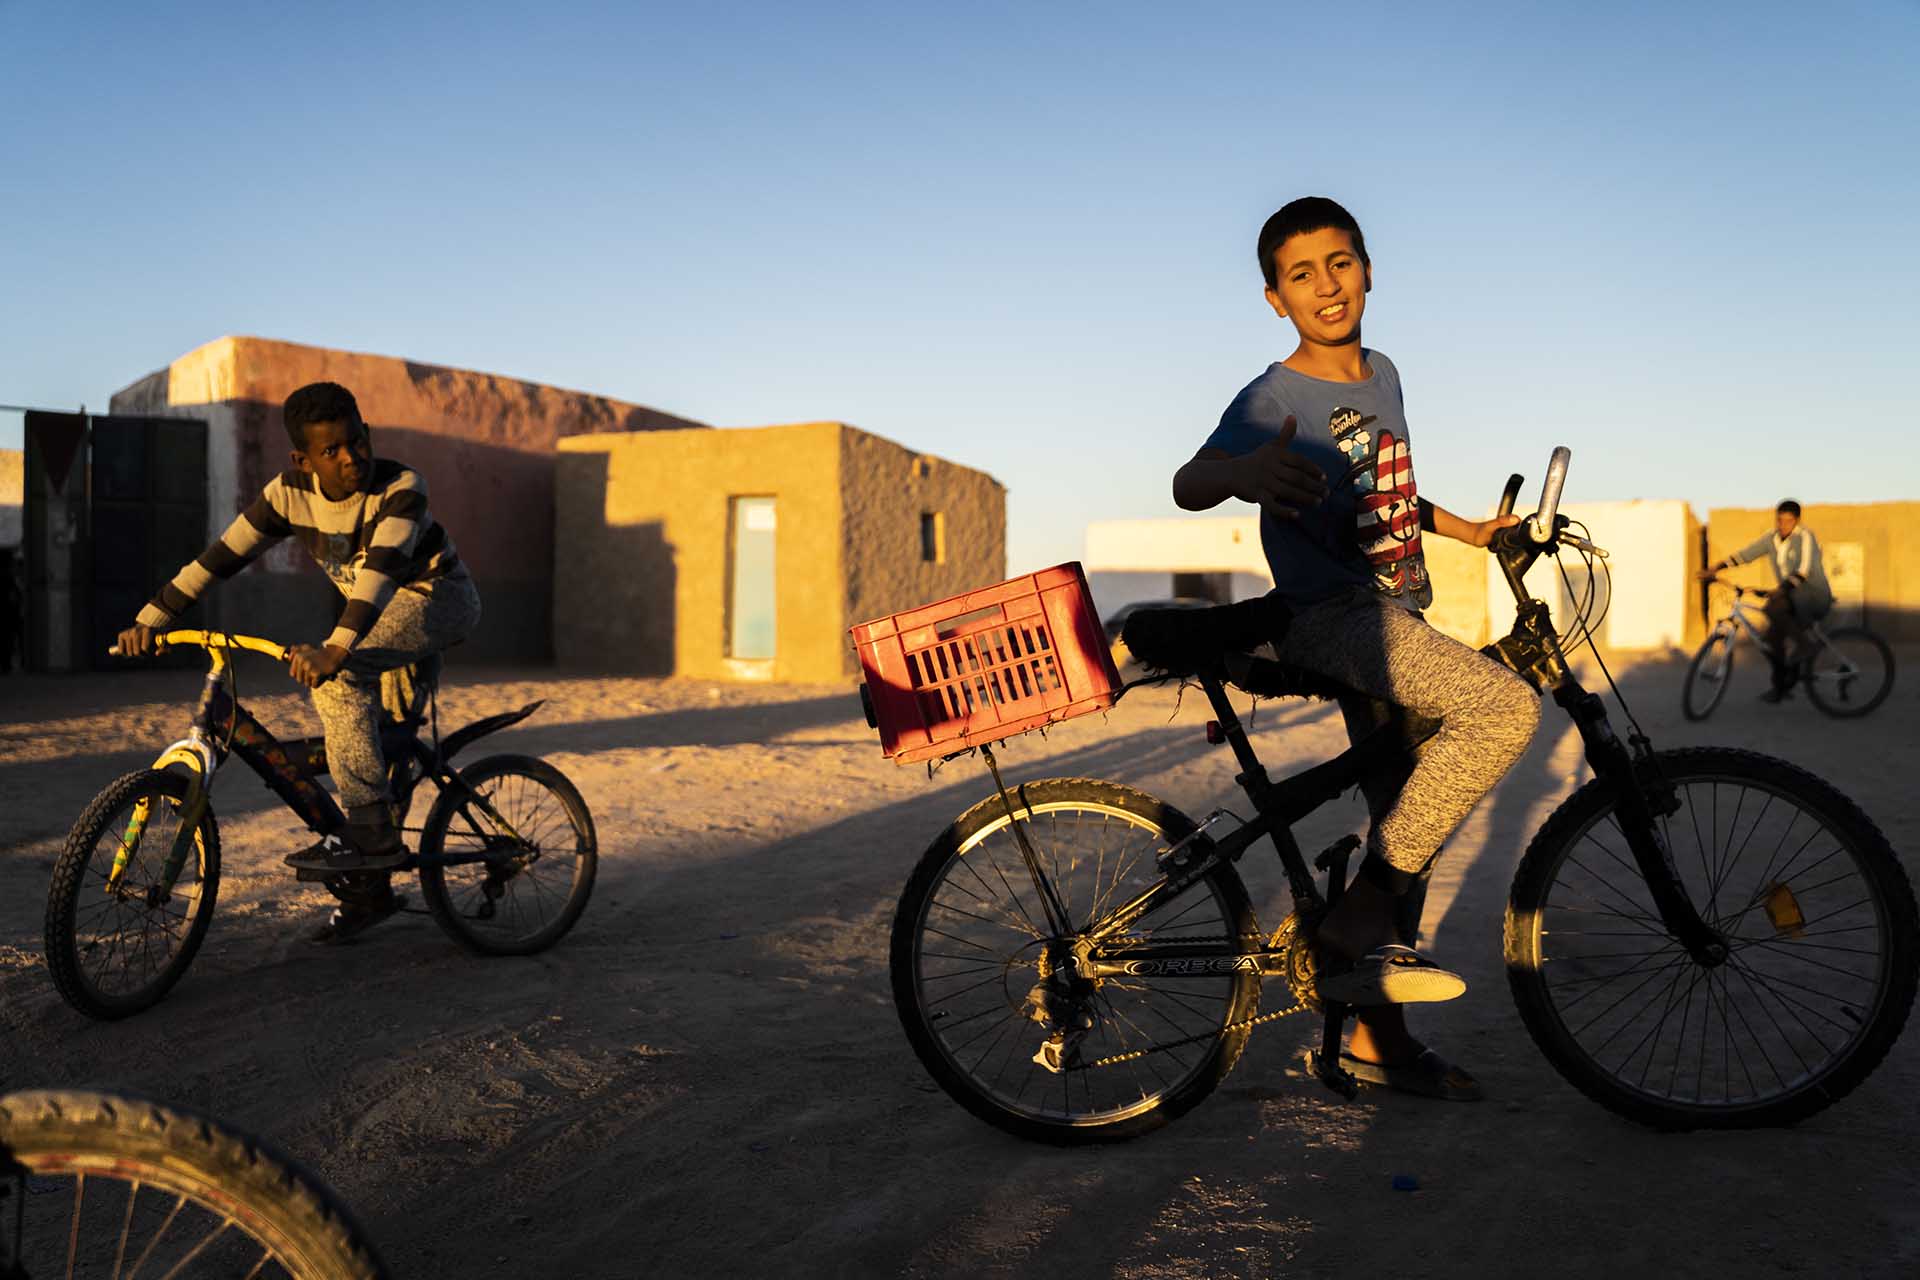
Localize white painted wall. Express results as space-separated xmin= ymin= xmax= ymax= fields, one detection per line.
xmin=1085 ymin=516 xmax=1269 ymax=576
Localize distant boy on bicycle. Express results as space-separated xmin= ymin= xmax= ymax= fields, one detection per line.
xmin=1164 ymin=197 xmax=1541 ymax=1099
xmin=1698 ymin=500 xmax=1832 ymax=702
xmin=117 ymin=381 xmax=481 ymax=940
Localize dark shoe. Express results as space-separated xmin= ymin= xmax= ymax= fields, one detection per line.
xmin=309 ymin=892 xmax=406 ymax=945
xmin=285 ymin=830 xmax=407 ymax=874
xmin=1759 ymin=687 xmax=1792 ymax=704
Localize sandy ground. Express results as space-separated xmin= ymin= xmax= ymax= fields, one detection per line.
xmin=2 ymin=646 xmax=1917 ymax=1279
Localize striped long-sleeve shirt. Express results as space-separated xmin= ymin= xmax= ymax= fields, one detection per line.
xmin=136 ymin=460 xmax=464 ymax=651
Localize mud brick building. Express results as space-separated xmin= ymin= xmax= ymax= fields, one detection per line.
xmin=554 ymin=423 xmax=1005 ymax=681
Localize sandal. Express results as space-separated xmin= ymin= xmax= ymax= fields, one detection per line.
xmin=1317 ymin=943 xmax=1466 ymax=1006
xmin=1339 ymin=1048 xmax=1483 ymax=1101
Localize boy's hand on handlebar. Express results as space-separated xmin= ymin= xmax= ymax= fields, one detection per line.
xmin=288 ymin=643 xmax=349 ymax=688
xmin=1466 ymin=514 xmax=1521 ymax=548
xmin=1228 ymin=417 xmax=1327 ymax=522
xmin=116 ymin=624 xmax=159 ymax=658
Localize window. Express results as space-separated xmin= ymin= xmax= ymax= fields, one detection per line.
xmin=920 ymin=511 xmax=945 ymax=565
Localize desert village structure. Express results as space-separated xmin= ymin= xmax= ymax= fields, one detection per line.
xmin=5 ymin=338 xmax=1917 ymax=678
xmin=6 ymin=337 xmax=1005 ymax=677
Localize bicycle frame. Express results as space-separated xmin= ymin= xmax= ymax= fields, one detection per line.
xmin=1028 ymin=506 xmax=1727 ymax=984
xmin=110 ymin=632 xmax=541 ymax=898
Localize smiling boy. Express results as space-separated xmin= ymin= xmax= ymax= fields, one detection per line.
xmin=1168 ymin=197 xmax=1541 ymax=1098
xmin=118 ymin=382 xmax=481 ymax=940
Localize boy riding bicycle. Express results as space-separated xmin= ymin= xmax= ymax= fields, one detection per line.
xmin=1160 ymin=197 xmax=1540 ymax=1099
xmin=117 ymin=381 xmax=481 ymax=941
xmin=1698 ymin=499 xmax=1832 ymax=702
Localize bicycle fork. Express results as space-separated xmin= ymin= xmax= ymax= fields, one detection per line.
xmin=1561 ymin=685 xmax=1727 ymax=966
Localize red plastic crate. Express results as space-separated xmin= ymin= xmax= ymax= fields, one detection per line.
xmin=851 ymin=562 xmax=1123 ymax=764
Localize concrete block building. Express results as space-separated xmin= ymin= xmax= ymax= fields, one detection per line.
xmin=108 ymin=336 xmax=703 ymax=660
xmin=554 ymin=423 xmax=1006 ymax=680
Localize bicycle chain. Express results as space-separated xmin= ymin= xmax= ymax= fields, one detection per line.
xmin=1065 ymin=923 xmax=1323 ymax=1072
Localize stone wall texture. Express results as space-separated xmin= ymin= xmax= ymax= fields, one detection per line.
xmin=1708 ymin=501 xmax=1920 ymax=640
xmin=109 ymin=336 xmax=702 ymax=660
xmin=839 ymin=429 xmax=1006 ymax=671
xmin=555 ymin=423 xmax=1005 ymax=681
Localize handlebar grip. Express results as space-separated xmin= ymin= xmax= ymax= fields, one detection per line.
xmin=1529 ymin=447 xmax=1572 ymax=543
xmin=1498 ymin=474 xmax=1524 ymax=518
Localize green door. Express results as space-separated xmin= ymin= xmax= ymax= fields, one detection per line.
xmin=728 ymin=497 xmax=776 ymax=660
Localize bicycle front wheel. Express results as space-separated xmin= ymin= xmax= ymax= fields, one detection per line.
xmin=45 ymin=770 xmax=221 ymax=1020
xmin=892 ymin=778 xmax=1260 ymax=1145
xmin=417 ymin=754 xmax=597 ymax=955
xmin=1681 ymin=628 xmax=1735 ymax=721
xmin=0 ymin=1089 xmax=386 ymax=1278
xmin=1506 ymin=748 xmax=1918 ymax=1128
xmin=1802 ymin=626 xmax=1894 ymax=718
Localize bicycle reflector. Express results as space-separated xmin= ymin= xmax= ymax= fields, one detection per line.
xmin=1205 ymin=720 xmax=1225 ymax=745
xmin=1763 ymin=882 xmax=1807 ymax=938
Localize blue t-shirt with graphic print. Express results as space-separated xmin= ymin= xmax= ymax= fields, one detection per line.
xmin=1203 ymin=350 xmax=1433 ymax=610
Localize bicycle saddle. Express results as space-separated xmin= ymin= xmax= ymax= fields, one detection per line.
xmin=1121 ymin=600 xmax=1350 ymax=702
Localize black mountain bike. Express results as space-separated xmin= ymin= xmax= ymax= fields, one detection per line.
xmin=889 ymin=450 xmax=1918 ymax=1142
xmin=0 ymin=1089 xmax=387 ymax=1278
xmin=45 ymin=630 xmax=598 ymax=1020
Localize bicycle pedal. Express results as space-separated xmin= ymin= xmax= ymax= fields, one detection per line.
xmin=1313 ymin=834 xmax=1361 ymax=872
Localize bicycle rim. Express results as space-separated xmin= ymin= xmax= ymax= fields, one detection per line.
xmin=0 ymin=1090 xmax=385 ymax=1279
xmin=420 ymin=757 xmax=595 ymax=954
xmin=901 ymin=790 xmax=1256 ymax=1132
xmin=51 ymin=772 xmax=218 ymax=1015
xmin=1509 ymin=749 xmax=1916 ymax=1125
xmin=1803 ymin=628 xmax=1894 ymax=718
xmin=1682 ymin=630 xmax=1734 ymax=721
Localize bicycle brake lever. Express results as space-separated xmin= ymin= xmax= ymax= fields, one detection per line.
xmin=1562 ymin=533 xmax=1608 ymax=558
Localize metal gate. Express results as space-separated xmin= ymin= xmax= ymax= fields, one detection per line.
xmin=22 ymin=412 xmax=207 ymax=671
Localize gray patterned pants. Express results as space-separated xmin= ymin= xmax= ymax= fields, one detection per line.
xmin=1273 ymin=588 xmax=1540 ymax=881
xmin=312 ymin=576 xmax=481 ymax=815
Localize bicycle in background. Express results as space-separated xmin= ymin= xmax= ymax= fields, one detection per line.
xmin=44 ymin=630 xmax=598 ymax=1020
xmin=1684 ymin=580 xmax=1894 ymax=721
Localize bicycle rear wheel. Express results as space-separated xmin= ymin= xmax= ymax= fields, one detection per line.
xmin=1802 ymin=626 xmax=1894 ymax=718
xmin=417 ymin=754 xmax=597 ymax=955
xmin=44 ymin=770 xmax=221 ymax=1020
xmin=1681 ymin=628 xmax=1735 ymax=721
xmin=0 ymin=1089 xmax=386 ymax=1278
xmin=1506 ymin=748 xmax=1917 ymax=1128
xmin=892 ymin=778 xmax=1260 ymax=1144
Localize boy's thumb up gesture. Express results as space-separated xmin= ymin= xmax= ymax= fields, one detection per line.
xmin=1229 ymin=416 xmax=1328 ymax=522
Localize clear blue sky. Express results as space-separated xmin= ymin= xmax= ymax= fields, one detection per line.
xmin=3 ymin=0 xmax=1915 ymax=572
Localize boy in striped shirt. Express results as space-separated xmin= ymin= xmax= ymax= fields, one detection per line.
xmin=118 ymin=382 xmax=482 ymax=933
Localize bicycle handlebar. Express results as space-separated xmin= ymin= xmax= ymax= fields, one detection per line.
xmin=108 ymin=629 xmax=290 ymax=663
xmin=1529 ymin=446 xmax=1572 ymax=543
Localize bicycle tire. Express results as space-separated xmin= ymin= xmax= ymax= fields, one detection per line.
xmin=44 ymin=770 xmax=221 ymax=1020
xmin=1506 ymin=748 xmax=1917 ymax=1129
xmin=1681 ymin=628 xmax=1735 ymax=721
xmin=892 ymin=777 xmax=1260 ymax=1145
xmin=0 ymin=1089 xmax=387 ymax=1279
xmin=1802 ymin=626 xmax=1895 ymax=718
xmin=416 ymin=754 xmax=597 ymax=956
